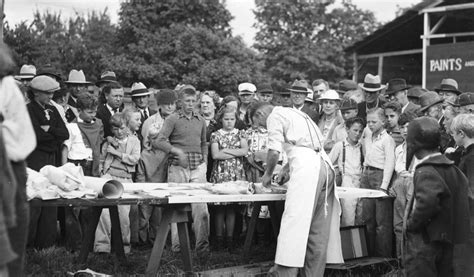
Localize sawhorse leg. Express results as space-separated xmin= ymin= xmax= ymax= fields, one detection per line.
xmin=146 ymin=204 xmax=193 ymax=277
xmin=77 ymin=206 xmax=126 ymax=264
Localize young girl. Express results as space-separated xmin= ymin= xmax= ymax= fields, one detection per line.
xmin=95 ymin=112 xmax=141 ymax=254
xmin=210 ymin=106 xmax=248 ymax=249
xmin=329 ymin=117 xmax=364 ymax=226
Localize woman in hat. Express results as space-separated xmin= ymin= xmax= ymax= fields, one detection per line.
xmin=26 ymin=75 xmax=69 ymax=249
xmin=318 ymin=90 xmax=343 ymax=152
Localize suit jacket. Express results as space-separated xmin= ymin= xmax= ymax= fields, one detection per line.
xmin=301 ymin=103 xmax=319 ymax=124
xmin=137 ymin=107 xmax=157 ymax=144
xmin=357 ymin=98 xmax=386 ymax=123
xmin=96 ymin=104 xmax=123 ymax=138
xmin=407 ymin=154 xmax=470 ymax=244
xmin=457 ymin=144 xmax=474 ymax=216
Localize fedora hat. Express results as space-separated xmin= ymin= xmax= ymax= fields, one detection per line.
xmin=64 ymin=69 xmax=91 ymax=85
xmin=36 ymin=64 xmax=62 ymax=81
xmin=96 ymin=71 xmax=118 ymax=86
xmin=289 ymin=80 xmax=310 ymax=94
xmin=336 ymin=79 xmax=358 ymax=94
xmin=358 ymin=74 xmax=386 ymax=92
xmin=257 ymin=84 xmax=273 ymax=94
xmin=319 ymin=90 xmax=341 ymax=101
xmin=14 ymin=64 xmax=36 ymax=80
xmin=385 ymin=78 xmax=410 ymax=95
xmin=406 ymin=117 xmax=441 ymax=170
xmin=130 ymin=82 xmax=152 ymax=97
xmin=434 ymin=78 xmax=461 ymax=95
xmin=238 ymin=82 xmax=256 ymax=95
xmin=340 ymin=98 xmax=358 ymax=111
xmin=30 ymin=75 xmax=60 ymax=93
xmin=407 ymin=87 xmax=427 ymax=99
xmin=419 ymin=91 xmax=444 ymax=112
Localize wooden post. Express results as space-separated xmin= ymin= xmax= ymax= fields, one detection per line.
xmin=378 ymin=55 xmax=384 ymax=81
xmin=0 ymin=0 xmax=4 ymax=42
xmin=422 ymin=12 xmax=430 ymax=88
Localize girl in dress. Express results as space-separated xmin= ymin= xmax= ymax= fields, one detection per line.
xmin=210 ymin=106 xmax=248 ymax=249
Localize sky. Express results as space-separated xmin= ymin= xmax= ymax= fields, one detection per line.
xmin=4 ymin=0 xmax=420 ymax=46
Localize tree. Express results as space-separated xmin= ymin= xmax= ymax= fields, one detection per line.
xmin=3 ymin=10 xmax=116 ymax=80
xmin=108 ymin=0 xmax=265 ymax=95
xmin=253 ymin=0 xmax=380 ymax=83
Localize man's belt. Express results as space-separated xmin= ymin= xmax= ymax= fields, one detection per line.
xmin=364 ymin=165 xmax=382 ymax=171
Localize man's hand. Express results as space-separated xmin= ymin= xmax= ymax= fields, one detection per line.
xmin=40 ymin=125 xmax=50 ymax=132
xmin=171 ymin=147 xmax=189 ymax=168
xmin=276 ymin=167 xmax=290 ymax=185
xmin=262 ymin=173 xmax=272 ymax=188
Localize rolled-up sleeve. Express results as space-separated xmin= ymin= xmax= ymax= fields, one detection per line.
xmin=266 ymin=111 xmax=285 ymax=153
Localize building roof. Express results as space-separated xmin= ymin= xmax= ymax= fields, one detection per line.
xmin=346 ymin=0 xmax=474 ymax=54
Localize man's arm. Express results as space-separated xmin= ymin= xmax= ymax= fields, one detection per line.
xmin=262 ymin=149 xmax=280 ymax=187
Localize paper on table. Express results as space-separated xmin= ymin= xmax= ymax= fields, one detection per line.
xmin=336 ymin=187 xmax=388 ymax=199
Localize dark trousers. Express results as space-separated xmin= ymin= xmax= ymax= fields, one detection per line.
xmin=405 ymin=232 xmax=454 ymax=277
xmin=355 ymin=168 xmax=393 ymax=257
xmin=7 ymin=161 xmax=29 ymax=276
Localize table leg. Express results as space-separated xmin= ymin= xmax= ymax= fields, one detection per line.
xmin=109 ymin=206 xmax=126 ymax=263
xmin=243 ymin=202 xmax=262 ymax=257
xmin=177 ymin=222 xmax=193 ymax=273
xmin=146 ymin=205 xmax=192 ymax=276
xmin=78 ymin=206 xmax=102 ymax=264
xmin=268 ymin=201 xmax=283 ymax=239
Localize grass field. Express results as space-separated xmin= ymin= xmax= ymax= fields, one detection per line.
xmin=25 ymin=241 xmax=277 ymax=276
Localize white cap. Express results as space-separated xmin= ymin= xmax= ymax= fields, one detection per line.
xmin=238 ymin=82 xmax=256 ymax=94
xmin=319 ymin=90 xmax=341 ymax=101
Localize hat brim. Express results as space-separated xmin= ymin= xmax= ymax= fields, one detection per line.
xmin=131 ymin=91 xmax=153 ymax=97
xmin=239 ymin=91 xmax=255 ymax=95
xmin=358 ymin=84 xmax=386 ymax=92
xmin=14 ymin=75 xmax=35 ymax=80
xmin=65 ymin=81 xmax=92 ymax=85
xmin=319 ymin=97 xmax=341 ymax=101
xmin=434 ymin=88 xmax=461 ymax=95
xmin=419 ymin=98 xmax=444 ymax=112
xmin=95 ymin=79 xmax=118 ymax=86
xmin=288 ymin=88 xmax=308 ymax=94
xmin=385 ymin=86 xmax=411 ymax=95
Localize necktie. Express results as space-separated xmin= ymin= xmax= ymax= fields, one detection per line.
xmin=143 ymin=110 xmax=148 ymax=119
xmin=112 ymin=107 xmax=118 ymax=114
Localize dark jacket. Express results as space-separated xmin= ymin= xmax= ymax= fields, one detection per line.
xmin=357 ymin=98 xmax=386 ymax=123
xmin=402 ymin=102 xmax=420 ymax=116
xmin=457 ymin=143 xmax=474 ymax=215
xmin=96 ymin=104 xmax=122 ymax=138
xmin=407 ymin=154 xmax=470 ymax=244
xmin=301 ymin=103 xmax=319 ymax=124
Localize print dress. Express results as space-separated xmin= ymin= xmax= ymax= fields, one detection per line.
xmin=210 ymin=128 xmax=246 ymax=183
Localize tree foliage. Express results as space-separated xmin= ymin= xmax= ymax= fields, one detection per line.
xmin=253 ymin=0 xmax=380 ymax=83
xmin=4 ymin=10 xmax=116 ymax=81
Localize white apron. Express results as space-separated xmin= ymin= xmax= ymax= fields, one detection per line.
xmin=275 ymin=145 xmax=344 ymax=267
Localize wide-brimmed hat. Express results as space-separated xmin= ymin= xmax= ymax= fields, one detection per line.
xmin=64 ymin=69 xmax=91 ymax=85
xmin=96 ymin=71 xmax=118 ymax=86
xmin=36 ymin=64 xmax=63 ymax=81
xmin=238 ymin=82 xmax=256 ymax=95
xmin=30 ymin=75 xmax=60 ymax=93
xmin=277 ymin=85 xmax=291 ymax=96
xmin=336 ymin=79 xmax=358 ymax=94
xmin=419 ymin=91 xmax=444 ymax=112
xmin=407 ymin=87 xmax=427 ymax=99
xmin=14 ymin=64 xmax=36 ymax=80
xmin=130 ymin=82 xmax=152 ymax=97
xmin=156 ymin=89 xmax=177 ymax=105
xmin=257 ymin=84 xmax=273 ymax=94
xmin=340 ymin=98 xmax=358 ymax=111
xmin=406 ymin=117 xmax=441 ymax=170
xmin=319 ymin=90 xmax=341 ymax=101
xmin=457 ymin=92 xmax=474 ymax=107
xmin=434 ymin=78 xmax=461 ymax=95
xmin=385 ymin=78 xmax=410 ymax=95
xmin=358 ymin=74 xmax=386 ymax=92
xmin=289 ymin=80 xmax=310 ymax=94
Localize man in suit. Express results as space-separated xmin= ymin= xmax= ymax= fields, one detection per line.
xmin=130 ymin=82 xmax=156 ymax=144
xmin=385 ymin=78 xmax=419 ymax=117
xmin=289 ymin=80 xmax=319 ymax=123
xmin=404 ymin=117 xmax=470 ymax=276
xmin=357 ymin=74 xmax=386 ymax=121
xmin=64 ymin=69 xmax=92 ymax=122
xmin=96 ymin=82 xmax=124 ymax=138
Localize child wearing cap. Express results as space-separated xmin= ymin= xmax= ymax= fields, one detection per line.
xmin=356 ymin=107 xmax=395 ymax=257
xmin=331 ymin=98 xmax=358 ymax=143
xmin=329 ymin=117 xmax=365 ymax=226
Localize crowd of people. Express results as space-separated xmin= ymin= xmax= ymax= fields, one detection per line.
xmin=0 ymin=40 xmax=473 ymax=276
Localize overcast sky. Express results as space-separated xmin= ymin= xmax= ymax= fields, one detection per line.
xmin=4 ymin=0 xmax=420 ymax=46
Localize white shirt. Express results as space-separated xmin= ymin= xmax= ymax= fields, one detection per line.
xmin=363 ymin=129 xmax=396 ymax=188
xmin=106 ymin=103 xmax=117 ymax=115
xmin=329 ymin=140 xmax=363 ymax=177
xmin=64 ymin=118 xmax=93 ymax=160
xmin=267 ymin=107 xmax=324 ymax=153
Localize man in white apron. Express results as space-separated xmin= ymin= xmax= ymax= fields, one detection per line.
xmin=253 ymin=103 xmax=344 ymax=276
